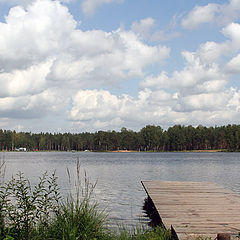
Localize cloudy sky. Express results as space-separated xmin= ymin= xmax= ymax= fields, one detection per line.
xmin=0 ymin=0 xmax=240 ymax=133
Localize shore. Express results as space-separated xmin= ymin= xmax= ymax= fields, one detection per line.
xmin=0 ymin=149 xmax=229 ymax=153
xmin=110 ymin=149 xmax=227 ymax=153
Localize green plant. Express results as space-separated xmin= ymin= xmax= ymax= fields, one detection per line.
xmin=0 ymin=171 xmax=61 ymax=240
xmin=109 ymin=226 xmax=171 ymax=240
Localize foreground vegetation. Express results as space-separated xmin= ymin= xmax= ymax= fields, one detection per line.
xmin=0 ymin=165 xmax=171 ymax=240
xmin=1 ymin=124 xmax=240 ymax=152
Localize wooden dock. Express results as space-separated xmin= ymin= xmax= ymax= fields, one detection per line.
xmin=142 ymin=181 xmax=240 ymax=239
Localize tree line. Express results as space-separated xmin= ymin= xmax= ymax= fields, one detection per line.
xmin=0 ymin=124 xmax=240 ymax=152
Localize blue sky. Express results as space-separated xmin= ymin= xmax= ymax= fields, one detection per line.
xmin=0 ymin=0 xmax=240 ymax=132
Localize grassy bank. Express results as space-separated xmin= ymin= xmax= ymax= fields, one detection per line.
xmin=0 ymin=164 xmax=171 ymax=240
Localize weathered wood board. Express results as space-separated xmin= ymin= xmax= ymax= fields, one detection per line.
xmin=142 ymin=181 xmax=240 ymax=239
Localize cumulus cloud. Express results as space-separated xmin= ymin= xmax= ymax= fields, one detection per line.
xmin=58 ymin=0 xmax=240 ymax=131
xmin=141 ymin=50 xmax=228 ymax=96
xmin=0 ymin=0 xmax=71 ymax=6
xmin=0 ymin=89 xmax=65 ymax=119
xmin=1 ymin=0 xmax=240 ymax=132
xmin=69 ymin=88 xmax=177 ymax=130
xmin=222 ymin=22 xmax=240 ymax=44
xmin=180 ymin=22 xmax=240 ymax=66
xmin=0 ymin=60 xmax=51 ymax=98
xmin=226 ymin=54 xmax=240 ymax=73
xmin=69 ymin=85 xmax=240 ymax=131
xmin=194 ymin=22 xmax=240 ymax=75
xmin=174 ymin=91 xmax=233 ymax=112
xmin=135 ymin=24 xmax=240 ymax=130
xmin=131 ymin=17 xmax=155 ymax=39
xmin=81 ymin=0 xmax=124 ymax=16
xmin=0 ymin=0 xmax=34 ymax=5
xmin=182 ymin=0 xmax=240 ymax=29
xmin=150 ymin=31 xmax=180 ymax=42
xmin=70 ymin=47 xmax=236 ymax=128
xmin=140 ymin=71 xmax=169 ymax=89
xmin=131 ymin=17 xmax=180 ymax=42
xmin=182 ymin=3 xmax=219 ymax=29
xmin=0 ymin=0 xmax=76 ymax=71
xmin=47 ymin=29 xmax=170 ymax=90
xmin=0 ymin=0 xmax=169 ymax=123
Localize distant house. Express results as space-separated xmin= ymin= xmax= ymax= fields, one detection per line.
xmin=15 ymin=147 xmax=27 ymax=151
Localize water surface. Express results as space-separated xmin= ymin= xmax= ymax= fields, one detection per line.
xmin=1 ymin=151 xmax=240 ymax=227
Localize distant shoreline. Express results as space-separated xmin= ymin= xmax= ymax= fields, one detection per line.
xmin=0 ymin=149 xmax=231 ymax=153
xmin=110 ymin=149 xmax=228 ymax=153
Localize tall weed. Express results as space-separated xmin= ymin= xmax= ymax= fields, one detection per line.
xmin=47 ymin=161 xmax=108 ymax=240
xmin=0 ymin=171 xmax=61 ymax=240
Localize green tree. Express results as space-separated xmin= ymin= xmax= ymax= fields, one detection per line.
xmin=140 ymin=125 xmax=163 ymax=151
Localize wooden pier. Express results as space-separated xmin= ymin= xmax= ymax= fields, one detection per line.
xmin=142 ymin=181 xmax=240 ymax=239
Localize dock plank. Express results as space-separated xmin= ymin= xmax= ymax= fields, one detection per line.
xmin=142 ymin=181 xmax=240 ymax=239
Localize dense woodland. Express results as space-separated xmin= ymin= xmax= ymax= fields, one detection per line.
xmin=0 ymin=124 xmax=240 ymax=152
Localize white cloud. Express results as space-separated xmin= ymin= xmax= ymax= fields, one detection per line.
xmin=0 ymin=60 xmax=52 ymax=98
xmin=222 ymin=22 xmax=240 ymax=43
xmin=197 ymin=41 xmax=226 ymax=63
xmin=173 ymin=51 xmax=228 ymax=95
xmin=150 ymin=31 xmax=180 ymax=42
xmin=181 ymin=22 xmax=240 ymax=66
xmin=131 ymin=17 xmax=180 ymax=42
xmin=47 ymin=29 xmax=170 ymax=88
xmin=0 ymin=0 xmax=169 ymax=123
xmin=226 ymin=54 xmax=240 ymax=73
xmin=140 ymin=71 xmax=169 ymax=89
xmin=1 ymin=0 xmax=240 ymax=132
xmin=182 ymin=0 xmax=240 ymax=29
xmin=81 ymin=0 xmax=123 ymax=16
xmin=70 ymin=89 xmax=120 ymax=122
xmin=54 ymin=10 xmax=240 ymax=131
xmin=0 ymin=0 xmax=71 ymax=6
xmin=182 ymin=3 xmax=219 ymax=29
xmin=131 ymin=17 xmax=155 ymax=39
xmin=141 ymin=50 xmax=228 ymax=96
xmin=0 ymin=89 xmax=65 ymax=119
xmin=69 ymin=88 xmax=176 ymax=130
xmin=69 ymin=85 xmax=240 ymax=131
xmin=135 ymin=31 xmax=240 ymax=130
xmin=0 ymin=0 xmax=33 ymax=5
xmin=220 ymin=22 xmax=240 ymax=73
xmin=174 ymin=91 xmax=233 ymax=112
xmin=0 ymin=0 xmax=76 ymax=71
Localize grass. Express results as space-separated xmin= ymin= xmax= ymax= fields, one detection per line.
xmin=0 ymin=160 xmax=172 ymax=240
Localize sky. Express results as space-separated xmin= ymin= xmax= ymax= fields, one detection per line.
xmin=0 ymin=0 xmax=240 ymax=133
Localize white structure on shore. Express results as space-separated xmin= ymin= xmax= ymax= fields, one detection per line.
xmin=15 ymin=147 xmax=27 ymax=151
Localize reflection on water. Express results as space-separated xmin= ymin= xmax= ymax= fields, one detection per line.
xmin=1 ymin=151 xmax=240 ymax=227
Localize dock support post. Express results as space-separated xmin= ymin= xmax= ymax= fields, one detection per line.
xmin=217 ymin=233 xmax=231 ymax=240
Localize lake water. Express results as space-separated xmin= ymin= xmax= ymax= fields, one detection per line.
xmin=1 ymin=151 xmax=240 ymax=228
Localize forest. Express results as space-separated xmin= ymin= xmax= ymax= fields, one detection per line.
xmin=0 ymin=124 xmax=240 ymax=152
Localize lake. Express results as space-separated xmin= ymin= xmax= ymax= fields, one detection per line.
xmin=1 ymin=151 xmax=240 ymax=228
